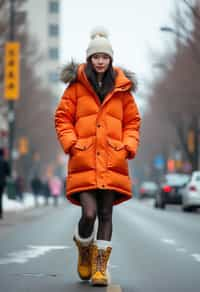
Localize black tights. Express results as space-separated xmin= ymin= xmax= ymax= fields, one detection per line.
xmin=78 ymin=189 xmax=115 ymax=241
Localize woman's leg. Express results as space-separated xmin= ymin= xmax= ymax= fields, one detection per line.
xmin=90 ymin=190 xmax=115 ymax=286
xmin=74 ymin=191 xmax=97 ymax=281
xmin=78 ymin=190 xmax=97 ymax=238
xmin=96 ymin=190 xmax=115 ymax=241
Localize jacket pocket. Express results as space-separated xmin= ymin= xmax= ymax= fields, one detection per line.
xmin=107 ymin=137 xmax=125 ymax=151
xmin=68 ymin=137 xmax=95 ymax=174
xmin=74 ymin=137 xmax=94 ymax=150
xmin=107 ymin=137 xmax=128 ymax=175
xmin=70 ymin=137 xmax=94 ymax=155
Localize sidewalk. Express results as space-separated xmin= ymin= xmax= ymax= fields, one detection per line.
xmin=0 ymin=194 xmax=67 ymax=227
xmin=3 ymin=193 xmax=46 ymax=213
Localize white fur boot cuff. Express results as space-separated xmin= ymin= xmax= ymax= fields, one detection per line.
xmin=74 ymin=224 xmax=94 ymax=245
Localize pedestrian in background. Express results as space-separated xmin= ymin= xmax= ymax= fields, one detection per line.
xmin=31 ymin=175 xmax=42 ymax=207
xmin=15 ymin=175 xmax=25 ymax=202
xmin=0 ymin=148 xmax=10 ymax=219
xmin=42 ymin=177 xmax=51 ymax=206
xmin=48 ymin=175 xmax=62 ymax=207
xmin=55 ymin=27 xmax=141 ymax=286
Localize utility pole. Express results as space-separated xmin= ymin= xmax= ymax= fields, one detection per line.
xmin=8 ymin=0 xmax=16 ymax=174
xmin=3 ymin=0 xmax=20 ymax=200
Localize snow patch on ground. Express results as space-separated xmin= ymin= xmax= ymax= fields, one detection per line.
xmin=3 ymin=193 xmax=45 ymax=212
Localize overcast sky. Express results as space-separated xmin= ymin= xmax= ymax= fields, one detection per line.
xmin=60 ymin=0 xmax=178 ymax=107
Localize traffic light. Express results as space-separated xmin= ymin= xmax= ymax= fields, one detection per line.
xmin=18 ymin=137 xmax=29 ymax=155
xmin=4 ymin=42 xmax=20 ymax=100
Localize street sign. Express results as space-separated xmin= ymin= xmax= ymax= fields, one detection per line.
xmin=183 ymin=161 xmax=192 ymax=173
xmin=154 ymin=154 xmax=165 ymax=170
xmin=167 ymin=159 xmax=175 ymax=172
xmin=4 ymin=42 xmax=20 ymax=100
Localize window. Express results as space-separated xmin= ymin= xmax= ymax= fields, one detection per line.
xmin=48 ymin=72 xmax=59 ymax=83
xmin=49 ymin=24 xmax=59 ymax=37
xmin=48 ymin=47 xmax=59 ymax=60
xmin=49 ymin=1 xmax=59 ymax=13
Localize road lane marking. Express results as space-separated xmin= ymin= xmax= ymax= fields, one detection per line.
xmin=161 ymin=238 xmax=176 ymax=245
xmin=107 ymin=285 xmax=122 ymax=292
xmin=11 ymin=272 xmax=60 ymax=278
xmin=176 ymin=248 xmax=187 ymax=253
xmin=0 ymin=245 xmax=71 ymax=265
xmin=191 ymin=254 xmax=200 ymax=263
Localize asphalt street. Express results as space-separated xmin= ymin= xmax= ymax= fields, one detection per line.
xmin=0 ymin=198 xmax=200 ymax=292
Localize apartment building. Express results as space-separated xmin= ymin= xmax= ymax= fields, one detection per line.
xmin=25 ymin=0 xmax=61 ymax=95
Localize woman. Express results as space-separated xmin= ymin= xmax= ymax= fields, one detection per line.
xmin=55 ymin=28 xmax=141 ymax=286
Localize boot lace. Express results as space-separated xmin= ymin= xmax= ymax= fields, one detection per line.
xmin=79 ymin=245 xmax=90 ymax=265
xmin=96 ymin=249 xmax=107 ymax=274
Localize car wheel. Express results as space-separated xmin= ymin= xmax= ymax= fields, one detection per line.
xmin=182 ymin=206 xmax=192 ymax=212
xmin=156 ymin=199 xmax=165 ymax=209
xmin=160 ymin=202 xmax=166 ymax=209
xmin=190 ymin=206 xmax=196 ymax=212
xmin=154 ymin=200 xmax=158 ymax=208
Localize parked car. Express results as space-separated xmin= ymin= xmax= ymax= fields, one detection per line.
xmin=181 ymin=171 xmax=200 ymax=212
xmin=154 ymin=173 xmax=190 ymax=209
xmin=139 ymin=181 xmax=158 ymax=199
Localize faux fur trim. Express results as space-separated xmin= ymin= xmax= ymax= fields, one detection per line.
xmin=94 ymin=240 xmax=112 ymax=249
xmin=60 ymin=61 xmax=137 ymax=92
xmin=74 ymin=224 xmax=94 ymax=245
xmin=60 ymin=60 xmax=79 ymax=84
xmin=119 ymin=67 xmax=138 ymax=92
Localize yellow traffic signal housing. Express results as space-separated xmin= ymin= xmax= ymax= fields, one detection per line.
xmin=18 ymin=137 xmax=29 ymax=155
xmin=4 ymin=42 xmax=20 ymax=100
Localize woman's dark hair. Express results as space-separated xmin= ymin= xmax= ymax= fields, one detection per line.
xmin=85 ymin=57 xmax=116 ymax=100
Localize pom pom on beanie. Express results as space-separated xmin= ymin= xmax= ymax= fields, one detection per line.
xmin=90 ymin=27 xmax=109 ymax=40
xmin=86 ymin=26 xmax=113 ymax=59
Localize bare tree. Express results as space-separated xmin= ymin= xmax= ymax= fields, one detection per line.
xmin=141 ymin=0 xmax=200 ymax=173
xmin=0 ymin=0 xmax=60 ymax=182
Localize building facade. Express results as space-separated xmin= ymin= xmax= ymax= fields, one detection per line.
xmin=25 ymin=0 xmax=61 ymax=95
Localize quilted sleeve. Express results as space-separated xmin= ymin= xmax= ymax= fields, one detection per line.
xmin=54 ymin=84 xmax=78 ymax=154
xmin=122 ymin=92 xmax=141 ymax=159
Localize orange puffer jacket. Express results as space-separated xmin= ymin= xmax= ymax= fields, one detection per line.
xmin=55 ymin=62 xmax=141 ymax=205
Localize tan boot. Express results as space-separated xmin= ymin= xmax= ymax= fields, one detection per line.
xmin=91 ymin=244 xmax=112 ymax=286
xmin=73 ymin=236 xmax=93 ymax=280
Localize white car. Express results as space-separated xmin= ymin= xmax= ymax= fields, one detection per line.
xmin=139 ymin=181 xmax=158 ymax=199
xmin=181 ymin=171 xmax=200 ymax=212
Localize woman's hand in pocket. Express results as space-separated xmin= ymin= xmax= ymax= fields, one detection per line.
xmin=69 ymin=141 xmax=77 ymax=156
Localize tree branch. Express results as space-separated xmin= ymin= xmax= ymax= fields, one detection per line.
xmin=176 ymin=122 xmax=193 ymax=162
xmin=182 ymin=0 xmax=200 ymax=22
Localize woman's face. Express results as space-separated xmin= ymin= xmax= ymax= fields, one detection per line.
xmin=91 ymin=53 xmax=111 ymax=74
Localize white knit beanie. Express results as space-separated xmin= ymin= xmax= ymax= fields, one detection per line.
xmin=86 ymin=27 xmax=113 ymax=60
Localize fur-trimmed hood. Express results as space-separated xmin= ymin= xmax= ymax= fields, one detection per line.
xmin=60 ymin=61 xmax=138 ymax=92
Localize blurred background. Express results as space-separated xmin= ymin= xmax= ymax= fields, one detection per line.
xmin=0 ymin=0 xmax=200 ymax=198
xmin=1 ymin=3 xmax=200 ymax=290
